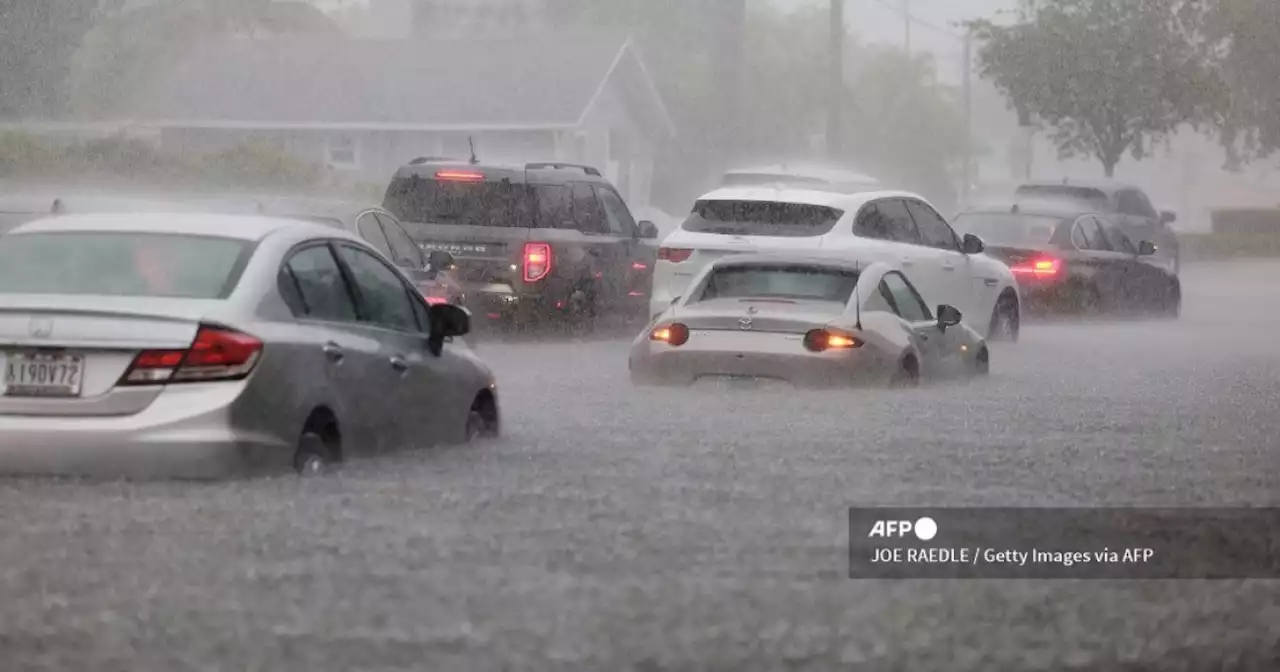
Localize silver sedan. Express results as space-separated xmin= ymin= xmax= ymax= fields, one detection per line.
xmin=629 ymin=253 xmax=989 ymax=387
xmin=0 ymin=212 xmax=500 ymax=479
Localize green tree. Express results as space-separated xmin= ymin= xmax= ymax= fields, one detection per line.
xmin=1198 ymin=0 xmax=1280 ymax=168
xmin=970 ymin=0 xmax=1217 ymax=177
xmin=844 ymin=47 xmax=968 ymax=211
xmin=0 ymin=0 xmax=124 ymax=118
xmin=69 ymin=0 xmax=340 ymax=117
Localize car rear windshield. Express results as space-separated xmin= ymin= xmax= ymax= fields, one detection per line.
xmin=697 ymin=265 xmax=860 ymax=303
xmin=1014 ymin=185 xmax=1109 ymax=210
xmin=0 ymin=231 xmax=252 ymax=298
xmin=383 ymin=174 xmax=532 ymax=228
xmin=951 ymin=213 xmax=1062 ymax=247
xmin=681 ymin=200 xmax=844 ymax=237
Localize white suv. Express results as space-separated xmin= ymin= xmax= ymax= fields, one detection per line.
xmin=650 ymin=187 xmax=1022 ymax=340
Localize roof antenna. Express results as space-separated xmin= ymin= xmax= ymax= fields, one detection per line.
xmin=468 ymin=136 xmax=478 ymax=165
xmin=1011 ymin=203 xmax=1020 ymax=214
xmin=854 ymin=261 xmax=863 ymax=332
xmin=51 ymin=198 xmax=64 ymax=214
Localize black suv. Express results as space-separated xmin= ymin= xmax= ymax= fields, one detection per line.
xmin=1013 ymin=180 xmax=1181 ymax=274
xmin=382 ymin=158 xmax=660 ymax=330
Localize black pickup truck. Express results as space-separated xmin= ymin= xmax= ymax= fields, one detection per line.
xmin=382 ymin=158 xmax=660 ymax=330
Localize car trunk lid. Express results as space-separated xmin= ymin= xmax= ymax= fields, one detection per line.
xmin=0 ymin=296 xmax=212 ymax=416
xmin=671 ymin=297 xmax=846 ymax=333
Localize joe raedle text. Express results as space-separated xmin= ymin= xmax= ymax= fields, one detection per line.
xmin=869 ymin=547 xmax=1154 ymax=567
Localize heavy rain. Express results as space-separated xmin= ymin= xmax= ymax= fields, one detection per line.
xmin=1 ymin=0 xmax=1279 ymax=669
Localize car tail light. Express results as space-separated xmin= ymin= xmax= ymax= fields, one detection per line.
xmin=1009 ymin=257 xmax=1061 ymax=278
xmin=522 ymin=242 xmax=552 ymax=283
xmin=435 ymin=170 xmax=485 ymax=182
xmin=650 ymin=322 xmax=690 ymax=346
xmin=803 ymin=328 xmax=863 ymax=353
xmin=658 ymin=247 xmax=693 ymax=263
xmin=119 ymin=324 xmax=263 ymax=385
xmin=424 ymin=295 xmax=448 ymax=305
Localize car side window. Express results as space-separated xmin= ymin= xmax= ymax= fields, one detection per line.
xmin=356 ymin=213 xmax=393 ymax=259
xmin=881 ymin=271 xmax=932 ymax=322
xmin=1132 ymin=191 xmax=1158 ymax=218
xmin=1071 ymin=221 xmax=1089 ymax=249
xmin=1103 ymin=223 xmax=1137 ymax=254
xmin=376 ymin=212 xmax=425 ymax=269
xmin=533 ymin=184 xmax=573 ymax=229
xmin=571 ymin=182 xmax=608 ymax=234
xmin=855 ymin=199 xmax=920 ymax=244
xmin=1083 ymin=216 xmax=1113 ymax=251
xmin=1117 ymin=190 xmax=1143 ymax=216
xmin=594 ymin=185 xmax=636 ymax=236
xmin=335 ymin=244 xmax=420 ymax=332
xmin=904 ymin=200 xmax=960 ymax=251
xmin=280 ymin=244 xmax=359 ymax=322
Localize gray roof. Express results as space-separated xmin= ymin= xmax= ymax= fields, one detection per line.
xmin=129 ymin=34 xmax=673 ymax=134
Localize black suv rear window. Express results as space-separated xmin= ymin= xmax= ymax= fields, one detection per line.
xmin=384 ymin=174 xmax=531 ymax=227
xmin=681 ymin=200 xmax=844 ymax=237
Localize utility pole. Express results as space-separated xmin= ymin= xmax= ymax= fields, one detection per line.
xmin=962 ymin=29 xmax=973 ymax=207
xmin=903 ymin=0 xmax=911 ymax=52
xmin=827 ymin=0 xmax=844 ymax=159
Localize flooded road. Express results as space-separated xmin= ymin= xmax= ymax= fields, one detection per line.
xmin=1 ymin=261 xmax=1278 ymax=670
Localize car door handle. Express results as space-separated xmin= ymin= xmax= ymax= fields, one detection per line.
xmin=942 ymin=264 xmax=956 ymax=271
xmin=900 ymin=257 xmax=914 ymax=266
xmin=322 ymin=342 xmax=344 ymax=362
xmin=389 ymin=355 xmax=410 ymax=372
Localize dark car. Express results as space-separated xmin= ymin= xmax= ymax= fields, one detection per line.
xmin=382 ymin=158 xmax=660 ymax=331
xmin=1012 ymin=180 xmax=1180 ymax=275
xmin=952 ymin=206 xmax=1181 ymax=317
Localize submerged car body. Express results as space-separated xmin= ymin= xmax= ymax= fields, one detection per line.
xmin=0 ymin=212 xmax=498 ymax=479
xmin=630 ymin=253 xmax=988 ymax=387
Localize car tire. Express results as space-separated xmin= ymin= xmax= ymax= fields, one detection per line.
xmin=889 ymin=356 xmax=920 ymax=388
xmin=293 ymin=431 xmax=332 ymax=476
xmin=972 ymin=347 xmax=990 ymax=377
xmin=1162 ymin=282 xmax=1182 ymax=319
xmin=988 ymin=294 xmax=1020 ymax=343
xmin=466 ymin=394 xmax=500 ymax=442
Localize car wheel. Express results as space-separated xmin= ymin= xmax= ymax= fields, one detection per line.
xmin=972 ymin=347 xmax=990 ymax=377
xmin=466 ymin=394 xmax=500 ymax=442
xmin=988 ymin=294 xmax=1020 ymax=342
xmin=889 ymin=356 xmax=920 ymax=388
xmin=293 ymin=431 xmax=332 ymax=476
xmin=1162 ymin=283 xmax=1182 ymax=319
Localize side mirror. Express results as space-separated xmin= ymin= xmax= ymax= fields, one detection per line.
xmin=961 ymin=233 xmax=985 ymax=255
xmin=937 ymin=304 xmax=962 ymax=328
xmin=431 ymin=303 xmax=470 ymax=338
xmin=1137 ymin=240 xmax=1157 ymax=256
xmin=1160 ymin=210 xmax=1176 ymax=224
xmin=636 ymin=220 xmax=659 ymax=239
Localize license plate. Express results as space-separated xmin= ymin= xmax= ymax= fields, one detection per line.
xmin=3 ymin=351 xmax=85 ymax=398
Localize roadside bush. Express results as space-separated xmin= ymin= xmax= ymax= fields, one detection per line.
xmin=1181 ymin=231 xmax=1280 ymax=260
xmin=0 ymin=132 xmax=367 ymax=199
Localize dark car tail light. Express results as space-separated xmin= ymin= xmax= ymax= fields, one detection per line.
xmin=803 ymin=328 xmax=863 ymax=353
xmin=435 ymin=170 xmax=485 ymax=182
xmin=119 ymin=324 xmax=263 ymax=385
xmin=658 ymin=247 xmax=693 ymax=263
xmin=522 ymin=242 xmax=552 ymax=283
xmin=650 ymin=322 xmax=690 ymax=346
xmin=1009 ymin=257 xmax=1061 ymax=278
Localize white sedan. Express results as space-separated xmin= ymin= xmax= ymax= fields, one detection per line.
xmin=649 ymin=187 xmax=1022 ymax=341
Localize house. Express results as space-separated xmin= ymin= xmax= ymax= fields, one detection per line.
xmin=122 ymin=32 xmax=675 ymax=210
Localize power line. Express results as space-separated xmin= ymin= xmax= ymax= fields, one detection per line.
xmin=865 ymin=0 xmax=964 ymax=41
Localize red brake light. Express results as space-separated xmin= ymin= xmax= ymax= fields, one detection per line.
xmin=650 ymin=322 xmax=690 ymax=346
xmin=803 ymin=328 xmax=863 ymax=352
xmin=435 ymin=170 xmax=485 ymax=182
xmin=424 ymin=295 xmax=448 ymax=305
xmin=1010 ymin=257 xmax=1061 ymax=278
xmin=120 ymin=324 xmax=263 ymax=385
xmin=523 ymin=242 xmax=552 ymax=283
xmin=658 ymin=247 xmax=693 ymax=263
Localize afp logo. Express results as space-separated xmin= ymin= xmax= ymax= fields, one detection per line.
xmin=868 ymin=516 xmax=938 ymax=541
